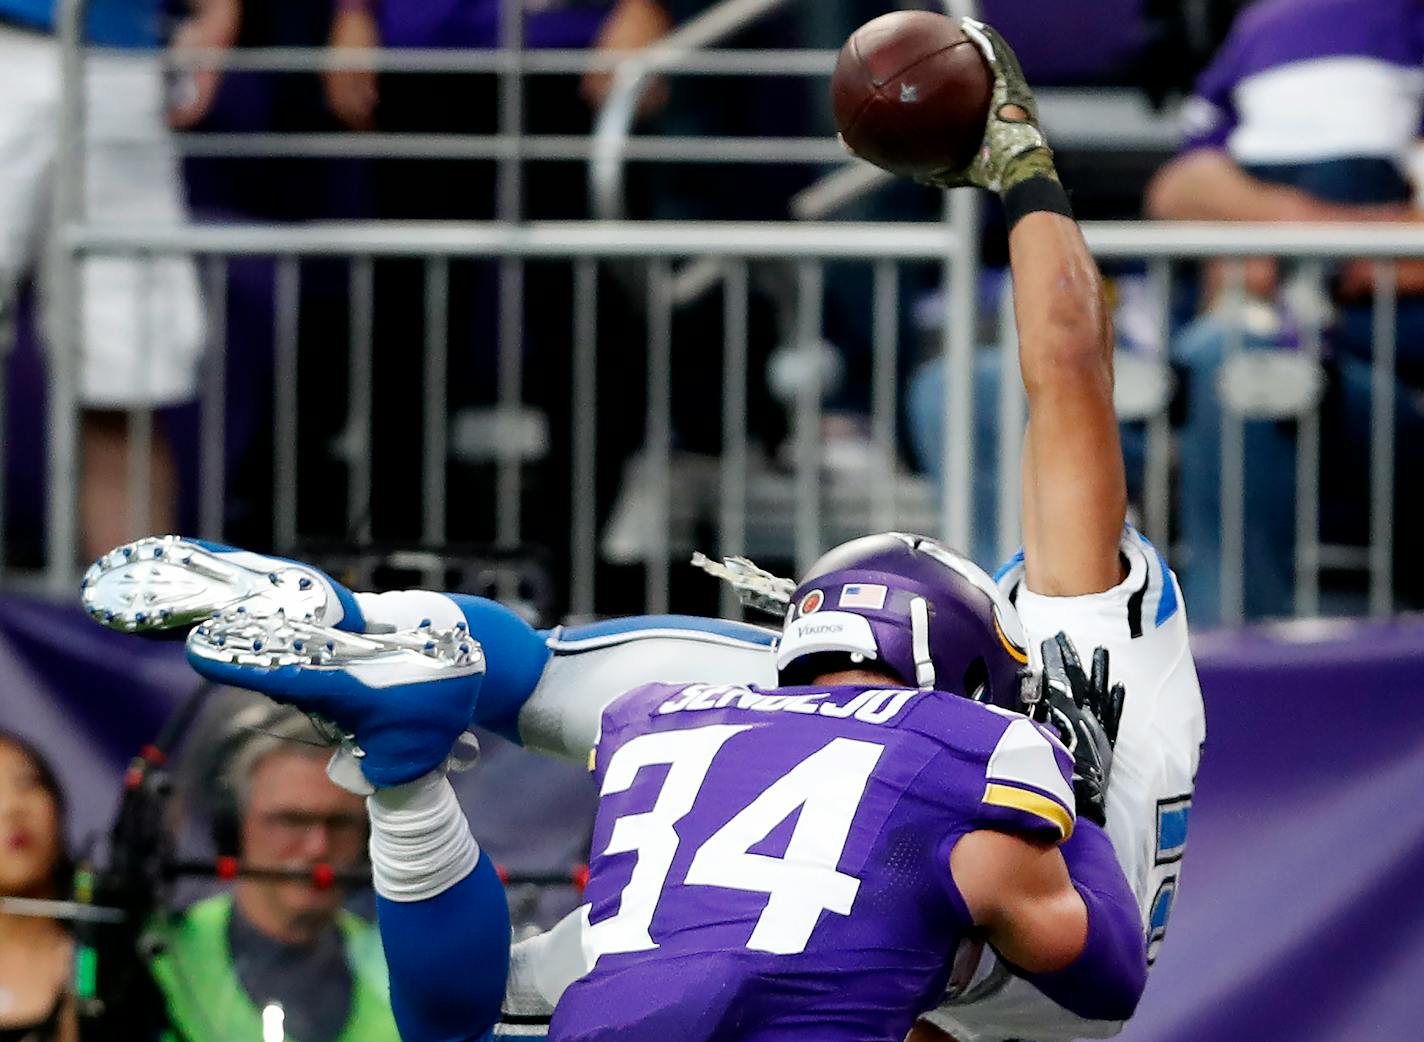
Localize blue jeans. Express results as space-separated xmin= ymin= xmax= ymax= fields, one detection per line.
xmin=905 ymin=352 xmax=1009 ymax=570
xmin=1138 ymin=314 xmax=1424 ymax=627
xmin=1172 ymin=318 xmax=1298 ymax=627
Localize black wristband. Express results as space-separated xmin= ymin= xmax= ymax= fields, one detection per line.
xmin=1003 ymin=176 xmax=1074 ymax=231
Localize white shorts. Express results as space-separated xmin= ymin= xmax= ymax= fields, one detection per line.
xmin=925 ymin=527 xmax=1207 ymax=1041
xmin=0 ymin=26 xmax=202 ymax=407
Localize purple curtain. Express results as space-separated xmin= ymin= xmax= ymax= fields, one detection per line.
xmin=2 ymin=597 xmax=1421 ymax=1039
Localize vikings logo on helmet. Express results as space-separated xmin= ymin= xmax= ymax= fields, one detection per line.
xmin=776 ymin=533 xmax=1030 ymax=710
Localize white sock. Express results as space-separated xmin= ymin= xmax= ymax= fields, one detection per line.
xmin=367 ymin=771 xmax=479 ymax=902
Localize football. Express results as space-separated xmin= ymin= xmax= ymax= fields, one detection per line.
xmin=831 ymin=11 xmax=994 ymax=180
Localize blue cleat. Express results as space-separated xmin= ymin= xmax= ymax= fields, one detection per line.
xmin=81 ymin=536 xmax=363 ymax=635
xmin=186 ymin=611 xmax=484 ymax=788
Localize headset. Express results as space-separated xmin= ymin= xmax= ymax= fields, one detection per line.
xmin=206 ymin=702 xmax=344 ymax=859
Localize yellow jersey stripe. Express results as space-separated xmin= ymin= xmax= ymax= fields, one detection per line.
xmin=982 ymin=782 xmax=1074 ymax=841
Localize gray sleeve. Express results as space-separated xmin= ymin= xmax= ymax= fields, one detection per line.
xmin=922 ymin=973 xmax=1126 ymax=1042
xmin=501 ymin=906 xmax=593 ymax=1030
xmin=515 ymin=632 xmax=779 ymax=762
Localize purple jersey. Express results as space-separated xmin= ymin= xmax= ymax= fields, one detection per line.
xmin=549 ymin=681 xmax=1076 ymax=1042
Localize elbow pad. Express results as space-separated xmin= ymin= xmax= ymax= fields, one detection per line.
xmin=1014 ymin=821 xmax=1148 ymax=1022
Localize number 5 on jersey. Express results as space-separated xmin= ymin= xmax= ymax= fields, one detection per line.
xmin=586 ymin=725 xmax=885 ymax=961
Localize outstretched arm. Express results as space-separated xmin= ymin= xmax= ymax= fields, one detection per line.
xmin=918 ymin=22 xmax=1125 ymax=595
xmin=1009 ymin=208 xmax=1125 ymax=596
xmin=1146 ymin=148 xmax=1408 ymax=224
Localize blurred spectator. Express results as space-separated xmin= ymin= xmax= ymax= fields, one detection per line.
xmin=1145 ymin=0 xmax=1424 ymax=624
xmin=0 ymin=0 xmax=215 ymax=561
xmin=0 ymin=730 xmax=75 ymax=1042
xmin=148 ymin=706 xmax=398 ymax=1042
xmin=340 ymin=0 xmax=669 ymax=545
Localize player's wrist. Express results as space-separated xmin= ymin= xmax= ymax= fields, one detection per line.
xmin=1001 ymin=164 xmax=1074 ymax=231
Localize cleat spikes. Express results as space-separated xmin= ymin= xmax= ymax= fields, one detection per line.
xmin=85 ymin=538 xmax=331 ymax=637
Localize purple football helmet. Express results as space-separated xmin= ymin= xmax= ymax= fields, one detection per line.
xmin=776 ymin=533 xmax=1030 ymax=709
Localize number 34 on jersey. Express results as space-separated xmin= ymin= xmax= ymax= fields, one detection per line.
xmin=579 ymin=680 xmax=1078 ymax=968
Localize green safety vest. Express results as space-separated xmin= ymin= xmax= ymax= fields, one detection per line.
xmin=148 ymin=894 xmax=400 ymax=1042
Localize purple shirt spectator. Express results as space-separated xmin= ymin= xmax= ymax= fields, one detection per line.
xmin=379 ymin=0 xmax=613 ymax=50
xmin=1180 ymin=0 xmax=1424 ymax=166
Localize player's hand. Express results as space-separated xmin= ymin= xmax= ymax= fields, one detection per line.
xmin=1029 ymin=632 xmax=1125 ymax=828
xmin=324 ymin=7 xmax=381 ymax=131
xmin=168 ymin=0 xmax=241 ymax=129
xmin=923 ymin=18 xmax=1056 ymax=194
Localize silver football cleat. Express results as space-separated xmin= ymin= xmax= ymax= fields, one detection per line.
xmin=82 ymin=536 xmax=333 ymax=634
xmin=187 ymin=609 xmax=484 ymax=678
xmin=188 ymin=611 xmax=485 ymax=795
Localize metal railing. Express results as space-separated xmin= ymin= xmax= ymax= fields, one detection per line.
xmin=25 ymin=219 xmax=1419 ymax=628
xmin=20 ymin=0 xmax=1414 ymax=628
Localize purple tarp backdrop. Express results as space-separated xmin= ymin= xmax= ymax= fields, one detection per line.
xmin=2 ymin=595 xmax=1422 ymax=1041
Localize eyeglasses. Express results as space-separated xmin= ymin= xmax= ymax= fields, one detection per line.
xmin=253 ymin=810 xmax=367 ymax=844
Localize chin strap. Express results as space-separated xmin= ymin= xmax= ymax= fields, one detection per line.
xmin=909 ymin=596 xmax=936 ymax=688
xmin=691 ymin=552 xmax=796 ymax=617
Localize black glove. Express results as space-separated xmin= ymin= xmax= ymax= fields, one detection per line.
xmin=1027 ymin=632 xmax=1125 ymax=828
